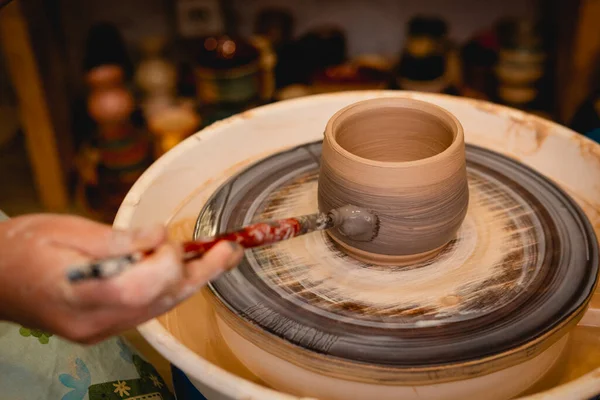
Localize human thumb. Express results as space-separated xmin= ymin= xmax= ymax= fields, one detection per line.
xmin=183 ymin=241 xmax=245 ymax=286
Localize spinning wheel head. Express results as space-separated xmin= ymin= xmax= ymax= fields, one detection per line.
xmin=196 ymin=141 xmax=598 ymax=380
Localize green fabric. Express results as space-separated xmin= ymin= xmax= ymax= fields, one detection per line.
xmin=0 ymin=322 xmax=174 ymax=400
xmin=0 ymin=212 xmax=174 ymax=400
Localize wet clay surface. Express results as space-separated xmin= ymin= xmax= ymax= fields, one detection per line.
xmin=329 ymin=205 xmax=379 ymax=242
xmin=318 ymin=98 xmax=469 ymax=260
xmin=195 ymin=141 xmax=598 ymax=370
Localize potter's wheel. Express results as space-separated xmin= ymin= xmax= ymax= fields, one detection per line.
xmin=195 ymin=140 xmax=597 ymax=368
xmin=118 ymin=92 xmax=600 ymax=400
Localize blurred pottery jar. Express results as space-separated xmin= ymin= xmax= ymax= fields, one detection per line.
xmin=249 ymin=35 xmax=277 ymax=103
xmin=135 ymin=36 xmax=178 ymax=119
xmin=87 ymin=65 xmax=135 ymax=129
xmin=86 ymin=65 xmax=153 ymax=220
xmin=310 ymin=55 xmax=391 ymax=94
xmin=195 ymin=35 xmax=260 ymax=107
xmin=318 ymin=97 xmax=469 ymax=265
xmin=147 ymin=105 xmax=200 ymax=158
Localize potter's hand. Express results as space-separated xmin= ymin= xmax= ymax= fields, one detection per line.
xmin=0 ymin=214 xmax=244 ymax=344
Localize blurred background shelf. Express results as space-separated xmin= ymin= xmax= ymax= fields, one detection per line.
xmin=1 ymin=0 xmax=599 ymax=220
xmin=0 ymin=0 xmax=72 ymax=213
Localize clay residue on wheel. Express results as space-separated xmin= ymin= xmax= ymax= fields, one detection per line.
xmin=249 ymin=169 xmax=543 ymax=327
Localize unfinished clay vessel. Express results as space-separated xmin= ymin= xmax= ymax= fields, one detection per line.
xmin=318 ymin=97 xmax=469 ymax=264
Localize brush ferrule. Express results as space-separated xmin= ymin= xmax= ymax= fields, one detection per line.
xmin=297 ymin=212 xmax=335 ymax=234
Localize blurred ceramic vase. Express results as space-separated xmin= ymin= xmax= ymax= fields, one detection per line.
xmin=135 ymin=37 xmax=178 ymax=119
xmin=86 ymin=65 xmax=153 ymax=221
xmin=147 ymin=105 xmax=200 ymax=158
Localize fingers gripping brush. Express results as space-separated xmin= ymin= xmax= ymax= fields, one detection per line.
xmin=67 ymin=205 xmax=380 ymax=282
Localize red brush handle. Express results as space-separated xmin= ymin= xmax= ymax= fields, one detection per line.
xmin=68 ymin=215 xmax=318 ymax=282
xmin=180 ymin=218 xmax=304 ymax=260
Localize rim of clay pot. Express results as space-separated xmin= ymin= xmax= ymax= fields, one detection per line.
xmin=324 ymin=97 xmax=464 ymax=168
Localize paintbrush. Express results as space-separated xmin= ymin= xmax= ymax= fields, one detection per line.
xmin=67 ymin=205 xmax=379 ymax=282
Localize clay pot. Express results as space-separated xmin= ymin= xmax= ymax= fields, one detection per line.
xmin=318 ymin=97 xmax=469 ymax=264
